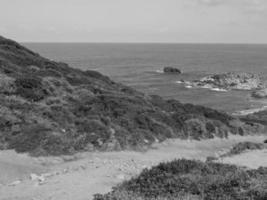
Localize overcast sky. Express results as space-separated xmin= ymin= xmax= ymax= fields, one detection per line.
xmin=1 ymin=0 xmax=267 ymax=43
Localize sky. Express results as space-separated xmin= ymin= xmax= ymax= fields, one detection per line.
xmin=0 ymin=0 xmax=267 ymax=43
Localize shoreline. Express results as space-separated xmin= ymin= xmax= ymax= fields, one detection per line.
xmin=175 ymin=79 xmax=267 ymax=116
xmin=232 ymin=106 xmax=267 ymax=116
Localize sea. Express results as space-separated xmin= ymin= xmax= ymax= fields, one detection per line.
xmin=24 ymin=43 xmax=267 ymax=114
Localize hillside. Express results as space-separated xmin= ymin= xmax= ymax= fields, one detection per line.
xmin=0 ymin=36 xmax=264 ymax=156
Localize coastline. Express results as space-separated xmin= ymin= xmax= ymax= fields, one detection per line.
xmin=232 ymin=106 xmax=267 ymax=116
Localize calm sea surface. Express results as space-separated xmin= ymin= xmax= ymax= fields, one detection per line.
xmin=24 ymin=43 xmax=267 ymax=113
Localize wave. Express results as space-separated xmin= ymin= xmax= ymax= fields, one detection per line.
xmin=176 ymin=80 xmax=228 ymax=92
xmin=210 ymin=88 xmax=228 ymax=92
xmin=155 ymin=69 xmax=164 ymax=74
xmin=185 ymin=85 xmax=193 ymax=89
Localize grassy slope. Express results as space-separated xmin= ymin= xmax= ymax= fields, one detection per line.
xmin=0 ymin=35 xmax=264 ymax=156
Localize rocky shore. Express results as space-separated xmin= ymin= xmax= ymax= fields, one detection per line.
xmin=182 ymin=72 xmax=265 ymax=91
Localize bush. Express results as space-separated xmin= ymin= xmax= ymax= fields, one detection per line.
xmin=8 ymin=124 xmax=69 ymax=155
xmin=223 ymin=142 xmax=265 ymax=157
xmin=83 ymin=70 xmax=111 ymax=82
xmin=0 ymin=74 xmax=15 ymax=94
xmin=8 ymin=125 xmax=51 ymax=152
xmin=74 ymin=119 xmax=110 ymax=149
xmin=14 ymin=76 xmax=48 ymax=101
xmin=94 ymin=159 xmax=267 ymax=200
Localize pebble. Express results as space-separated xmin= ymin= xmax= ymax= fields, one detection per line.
xmin=30 ymin=174 xmax=45 ymax=182
xmin=30 ymin=173 xmax=40 ymax=181
xmin=42 ymin=172 xmax=54 ymax=178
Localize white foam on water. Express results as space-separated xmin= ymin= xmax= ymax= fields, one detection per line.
xmin=178 ymin=80 xmax=228 ymax=92
xmin=201 ymin=85 xmax=212 ymax=89
xmin=210 ymin=88 xmax=228 ymax=92
xmin=155 ymin=69 xmax=164 ymax=74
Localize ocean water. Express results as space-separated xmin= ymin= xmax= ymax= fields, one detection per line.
xmin=24 ymin=43 xmax=267 ymax=114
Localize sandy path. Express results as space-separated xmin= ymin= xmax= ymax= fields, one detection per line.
xmin=221 ymin=149 xmax=267 ymax=168
xmin=0 ymin=135 xmax=266 ymax=200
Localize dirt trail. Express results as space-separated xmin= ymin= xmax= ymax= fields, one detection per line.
xmin=0 ymin=135 xmax=266 ymax=200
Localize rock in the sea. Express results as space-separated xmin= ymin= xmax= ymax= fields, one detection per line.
xmin=191 ymin=72 xmax=264 ymax=90
xmin=163 ymin=67 xmax=181 ymax=74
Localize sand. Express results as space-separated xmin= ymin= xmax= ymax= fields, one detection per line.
xmin=0 ymin=135 xmax=266 ymax=200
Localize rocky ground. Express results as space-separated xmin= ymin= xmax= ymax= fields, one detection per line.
xmin=0 ymin=135 xmax=266 ymax=200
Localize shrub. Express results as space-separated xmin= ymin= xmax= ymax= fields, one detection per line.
xmin=8 ymin=124 xmax=69 ymax=155
xmin=0 ymin=74 xmax=15 ymax=94
xmin=205 ymin=122 xmax=216 ymax=133
xmin=185 ymin=118 xmax=206 ymax=139
xmin=94 ymin=159 xmax=267 ymax=200
xmin=8 ymin=125 xmax=51 ymax=152
xmin=223 ymin=142 xmax=265 ymax=157
xmin=74 ymin=119 xmax=110 ymax=149
xmin=14 ymin=76 xmax=48 ymax=101
xmin=83 ymin=70 xmax=111 ymax=82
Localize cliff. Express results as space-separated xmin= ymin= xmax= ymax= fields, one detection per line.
xmin=0 ymin=36 xmax=262 ymax=155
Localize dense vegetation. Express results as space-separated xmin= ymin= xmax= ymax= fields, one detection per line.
xmin=0 ymin=35 xmax=264 ymax=155
xmin=222 ymin=141 xmax=266 ymax=157
xmin=94 ymin=159 xmax=267 ymax=200
xmin=241 ymin=110 xmax=267 ymax=125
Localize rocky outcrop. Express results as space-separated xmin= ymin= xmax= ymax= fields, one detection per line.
xmin=0 ymin=36 xmax=262 ymax=156
xmin=163 ymin=67 xmax=181 ymax=74
xmin=187 ymin=72 xmax=265 ymax=91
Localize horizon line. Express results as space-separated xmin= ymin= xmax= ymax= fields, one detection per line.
xmin=22 ymin=41 xmax=267 ymax=45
